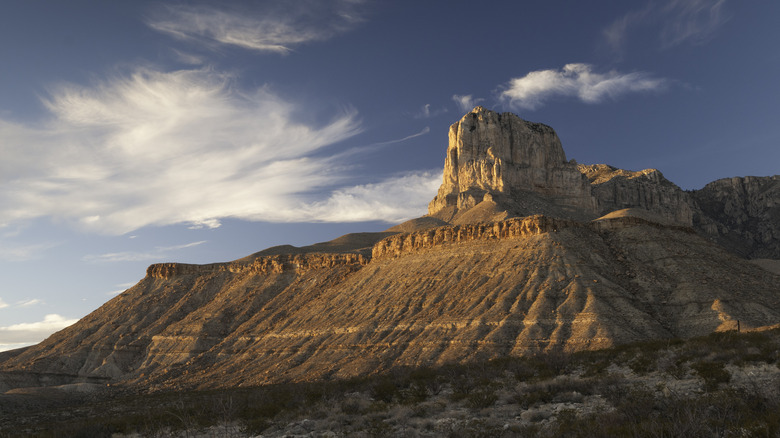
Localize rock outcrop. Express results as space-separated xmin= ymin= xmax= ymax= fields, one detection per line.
xmin=428 ymin=107 xmax=596 ymax=222
xmin=425 ymin=107 xmax=779 ymax=257
xmin=691 ymin=175 xmax=780 ymax=258
xmin=147 ymin=253 xmax=369 ymax=279
xmin=580 ymin=164 xmax=694 ymax=226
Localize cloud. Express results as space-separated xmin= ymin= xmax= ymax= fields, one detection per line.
xmin=660 ymin=0 xmax=729 ymax=47
xmin=414 ymin=104 xmax=447 ymax=119
xmin=16 ymin=299 xmax=44 ymax=308
xmin=370 ymin=127 xmax=430 ymax=147
xmin=148 ymin=1 xmax=366 ymax=54
xmin=500 ymin=63 xmax=668 ymax=110
xmin=604 ymin=0 xmax=729 ymax=52
xmin=0 ymin=67 xmax=365 ymax=235
xmin=302 ymin=171 xmax=442 ymax=223
xmin=107 ymin=282 xmax=138 ymax=296
xmin=0 ymin=241 xmax=61 ymax=262
xmin=0 ymin=298 xmax=8 ymax=309
xmin=84 ymin=241 xmax=207 ymax=263
xmin=0 ymin=314 xmax=78 ymax=347
xmin=452 ymin=94 xmax=485 ymax=112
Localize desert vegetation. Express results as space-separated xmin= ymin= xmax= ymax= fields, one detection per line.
xmin=1 ymin=328 xmax=779 ymax=437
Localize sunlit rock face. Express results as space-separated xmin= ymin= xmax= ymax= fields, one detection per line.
xmin=579 ymin=164 xmax=694 ymax=227
xmin=428 ymin=106 xmax=596 ymax=218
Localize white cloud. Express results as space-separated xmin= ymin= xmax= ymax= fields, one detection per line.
xmin=0 ymin=343 xmax=35 ymax=353
xmin=0 ymin=67 xmax=364 ymax=235
xmin=0 ymin=298 xmax=8 ymax=309
xmin=370 ymin=127 xmax=430 ymax=147
xmin=500 ymin=64 xmax=668 ymax=110
xmin=0 ymin=314 xmax=78 ymax=346
xmin=452 ymin=94 xmax=484 ymax=112
xmin=414 ymin=104 xmax=447 ymax=119
xmin=107 ymin=282 xmax=138 ymax=296
xmin=604 ymin=0 xmax=729 ymax=52
xmin=16 ymin=299 xmax=44 ymax=308
xmin=84 ymin=240 xmax=207 ymax=263
xmin=660 ymin=0 xmax=728 ymax=47
xmin=148 ymin=1 xmax=365 ymax=54
xmin=302 ymin=171 xmax=442 ymax=223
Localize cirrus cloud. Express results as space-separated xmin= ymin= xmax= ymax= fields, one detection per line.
xmin=0 ymin=65 xmax=440 ymax=236
xmin=500 ymin=63 xmax=668 ymax=110
xmin=0 ymin=67 xmax=364 ymax=235
xmin=604 ymin=0 xmax=730 ymax=53
xmin=148 ymin=0 xmax=366 ymax=54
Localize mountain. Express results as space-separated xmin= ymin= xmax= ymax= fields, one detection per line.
xmin=1 ymin=107 xmax=778 ymax=393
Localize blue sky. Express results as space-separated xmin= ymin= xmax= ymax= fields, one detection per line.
xmin=1 ymin=0 xmax=778 ymax=351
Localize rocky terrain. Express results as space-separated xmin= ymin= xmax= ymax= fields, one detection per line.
xmin=1 ymin=107 xmax=778 ymax=427
xmin=2 ymin=328 xmax=779 ymax=437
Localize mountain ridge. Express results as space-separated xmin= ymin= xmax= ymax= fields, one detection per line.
xmin=1 ymin=106 xmax=778 ymax=393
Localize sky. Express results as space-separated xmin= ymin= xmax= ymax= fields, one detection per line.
xmin=1 ymin=0 xmax=779 ymax=352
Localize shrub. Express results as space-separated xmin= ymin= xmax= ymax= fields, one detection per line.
xmin=691 ymin=360 xmax=730 ymax=392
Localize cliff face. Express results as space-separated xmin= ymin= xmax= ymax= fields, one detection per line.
xmin=428 ymin=107 xmax=596 ymax=221
xmin=579 ymin=164 xmax=694 ymax=226
xmin=147 ymin=253 xmax=369 ymax=279
xmin=425 ymin=107 xmax=779 ymax=257
xmin=691 ymin=176 xmax=780 ymax=258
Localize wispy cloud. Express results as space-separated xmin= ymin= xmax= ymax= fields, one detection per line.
xmin=371 ymin=127 xmax=430 ymax=147
xmin=500 ymin=63 xmax=668 ymax=110
xmin=414 ymin=104 xmax=447 ymax=119
xmin=148 ymin=1 xmax=366 ymax=54
xmin=0 ymin=314 xmax=78 ymax=347
xmin=604 ymin=0 xmax=729 ymax=52
xmin=302 ymin=171 xmax=442 ymax=223
xmin=84 ymin=241 xmax=207 ymax=263
xmin=0 ymin=298 xmax=8 ymax=309
xmin=452 ymin=94 xmax=484 ymax=112
xmin=0 ymin=67 xmax=366 ymax=235
xmin=16 ymin=299 xmax=44 ymax=308
xmin=107 ymin=282 xmax=138 ymax=296
xmin=0 ymin=241 xmax=61 ymax=262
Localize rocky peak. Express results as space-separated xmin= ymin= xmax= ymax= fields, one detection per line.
xmin=691 ymin=175 xmax=780 ymax=258
xmin=427 ymin=107 xmax=596 ymax=220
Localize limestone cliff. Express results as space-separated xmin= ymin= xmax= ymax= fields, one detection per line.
xmin=579 ymin=164 xmax=694 ymax=226
xmin=427 ymin=107 xmax=596 ymax=222
xmin=691 ymin=175 xmax=780 ymax=258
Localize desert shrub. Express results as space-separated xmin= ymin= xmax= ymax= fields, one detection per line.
xmin=364 ymin=416 xmax=392 ymax=437
xmin=370 ymin=377 xmax=400 ymax=403
xmin=454 ymin=418 xmax=504 ymax=438
xmin=691 ymin=360 xmax=730 ymax=391
xmin=465 ymin=386 xmax=498 ymax=409
xmin=340 ymin=398 xmax=367 ymax=415
xmin=398 ymin=381 xmax=429 ymax=404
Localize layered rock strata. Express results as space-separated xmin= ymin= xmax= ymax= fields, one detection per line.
xmin=147 ymin=253 xmax=369 ymax=279
xmin=428 ymin=107 xmax=596 ymax=220
xmin=579 ymin=164 xmax=694 ymax=226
